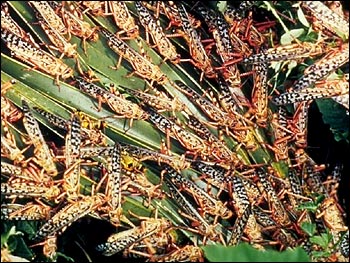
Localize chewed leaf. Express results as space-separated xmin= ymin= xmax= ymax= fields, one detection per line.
xmin=281 ymin=29 xmax=305 ymax=45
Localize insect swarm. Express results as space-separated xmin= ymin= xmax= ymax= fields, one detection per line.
xmin=1 ymin=1 xmax=348 ymax=262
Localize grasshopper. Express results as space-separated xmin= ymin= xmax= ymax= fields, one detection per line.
xmin=255 ymin=168 xmax=291 ymax=226
xmin=1 ymin=79 xmax=24 ymax=123
xmin=29 ymin=1 xmax=78 ymax=58
xmin=228 ymin=204 xmax=252 ymax=246
xmin=48 ymin=1 xmax=99 ymax=54
xmin=301 ymin=1 xmax=349 ymax=39
xmin=273 ymin=73 xmax=349 ymax=106
xmin=163 ymin=165 xmax=233 ymax=220
xmin=292 ymin=43 xmax=349 ymax=91
xmin=33 ymin=194 xmax=106 ymax=241
xmin=1 ymin=29 xmax=74 ymax=86
xmin=21 ymin=100 xmax=58 ymax=177
xmin=223 ymin=3 xmax=266 ymax=51
xmin=99 ymin=27 xmax=168 ymax=86
xmin=1 ymin=177 xmax=60 ymax=200
xmin=164 ymin=178 xmax=227 ymax=245
xmin=242 ymin=42 xmax=328 ymax=64
xmin=150 ymin=245 xmax=204 ymax=262
xmin=33 ymin=106 xmax=107 ymax=146
xmin=105 ymin=143 xmax=123 ymax=226
xmin=62 ymin=114 xmax=82 ymax=200
xmin=175 ymin=3 xmax=217 ymax=81
xmin=122 ymin=85 xmax=187 ymax=115
xmin=104 ymin=1 xmax=139 ymax=39
xmin=75 ymin=77 xmax=149 ymax=129
xmin=197 ymin=4 xmax=242 ymax=87
xmin=1 ymin=202 xmax=51 ymax=221
xmin=251 ymin=63 xmax=269 ymax=127
xmin=96 ymin=214 xmax=172 ymax=256
xmin=1 ymin=2 xmax=40 ymax=48
xmin=135 ymin=1 xmax=180 ymax=64
xmin=79 ymin=142 xmax=192 ymax=171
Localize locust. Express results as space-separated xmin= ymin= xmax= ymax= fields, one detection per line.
xmin=174 ymin=81 xmax=257 ymax=150
xmin=1 ymin=2 xmax=39 ymax=48
xmin=316 ymin=73 xmax=349 ymax=110
xmin=301 ymin=1 xmax=349 ymax=39
xmin=48 ymin=1 xmax=99 ymax=54
xmin=242 ymin=42 xmax=328 ymax=64
xmin=216 ymin=76 xmax=249 ymax=114
xmin=223 ymin=3 xmax=266 ymax=51
xmin=75 ymin=77 xmax=149 ymax=129
xmin=79 ymin=142 xmax=192 ymax=171
xmin=28 ymin=1 xmax=67 ymax=34
xmin=228 ymin=203 xmax=252 ymax=246
xmin=33 ymin=106 xmax=106 ymax=146
xmin=150 ymin=245 xmax=204 ymax=262
xmin=1 ymin=177 xmax=60 ymax=201
xmin=291 ymin=43 xmax=349 ymax=91
xmin=253 ymin=206 xmax=298 ymax=249
xmin=96 ymin=215 xmax=172 ymax=256
xmin=175 ymin=3 xmax=217 ymax=81
xmin=255 ymin=168 xmax=291 ymax=226
xmin=1 ymin=203 xmax=51 ymax=221
xmin=33 ymin=194 xmax=106 ymax=241
xmin=143 ymin=106 xmax=210 ymax=159
xmin=62 ymin=113 xmax=82 ymax=200
xmin=105 ymin=143 xmax=123 ymax=226
xmin=163 ymin=165 xmax=232 ymax=220
xmin=197 ymin=4 xmax=242 ymax=87
xmin=1 ymin=161 xmax=23 ymax=176
xmin=121 ymin=85 xmax=187 ymax=115
xmin=104 ymin=1 xmax=139 ymax=39
xmin=1 ymin=80 xmax=24 ymax=123
xmin=22 ymin=100 xmax=58 ymax=177
xmin=32 ymin=8 xmax=77 ymax=59
xmin=164 ymin=178 xmax=227 ymax=245
xmin=29 ymin=1 xmax=78 ymax=59
xmin=268 ymin=108 xmax=293 ymax=162
xmin=186 ymin=114 xmax=242 ymax=166
xmin=227 ymin=175 xmax=263 ymax=245
xmin=99 ymin=27 xmax=168 ymax=86
xmin=78 ymin=1 xmax=105 ymax=17
xmin=251 ymin=62 xmax=269 ymax=127
xmin=174 ymin=80 xmax=238 ymax=129
xmin=1 ymin=133 xmax=26 ymax=164
xmin=135 ymin=1 xmax=180 ymax=64
xmin=289 ymin=101 xmax=309 ymax=149
xmin=1 ymin=29 xmax=74 ymax=86
xmin=273 ymin=72 xmax=349 ymax=106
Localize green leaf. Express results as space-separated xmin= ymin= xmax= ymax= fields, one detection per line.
xmin=202 ymin=243 xmax=310 ymax=262
xmin=281 ymin=29 xmax=305 ymax=45
xmin=300 ymin=222 xmax=317 ymax=237
xmin=1 ymin=226 xmax=23 ymax=248
xmin=297 ymin=7 xmax=310 ymax=28
xmin=297 ymin=201 xmax=318 ymax=213
xmin=56 ymin=252 xmax=75 ymax=262
xmin=12 ymin=237 xmax=34 ymax=261
xmin=217 ymin=1 xmax=227 ymax=13
xmin=316 ymin=99 xmax=349 ymax=143
xmin=310 ymin=232 xmax=332 ymax=249
xmin=311 ymin=250 xmax=331 ymax=259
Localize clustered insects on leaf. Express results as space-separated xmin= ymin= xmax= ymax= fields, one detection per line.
xmin=1 ymin=1 xmax=349 ymax=262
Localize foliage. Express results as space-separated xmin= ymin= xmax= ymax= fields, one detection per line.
xmin=1 ymin=1 xmax=348 ymax=262
xmin=202 ymin=243 xmax=310 ymax=262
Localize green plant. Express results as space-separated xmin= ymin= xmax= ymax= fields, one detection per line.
xmin=1 ymin=1 xmax=348 ymax=262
